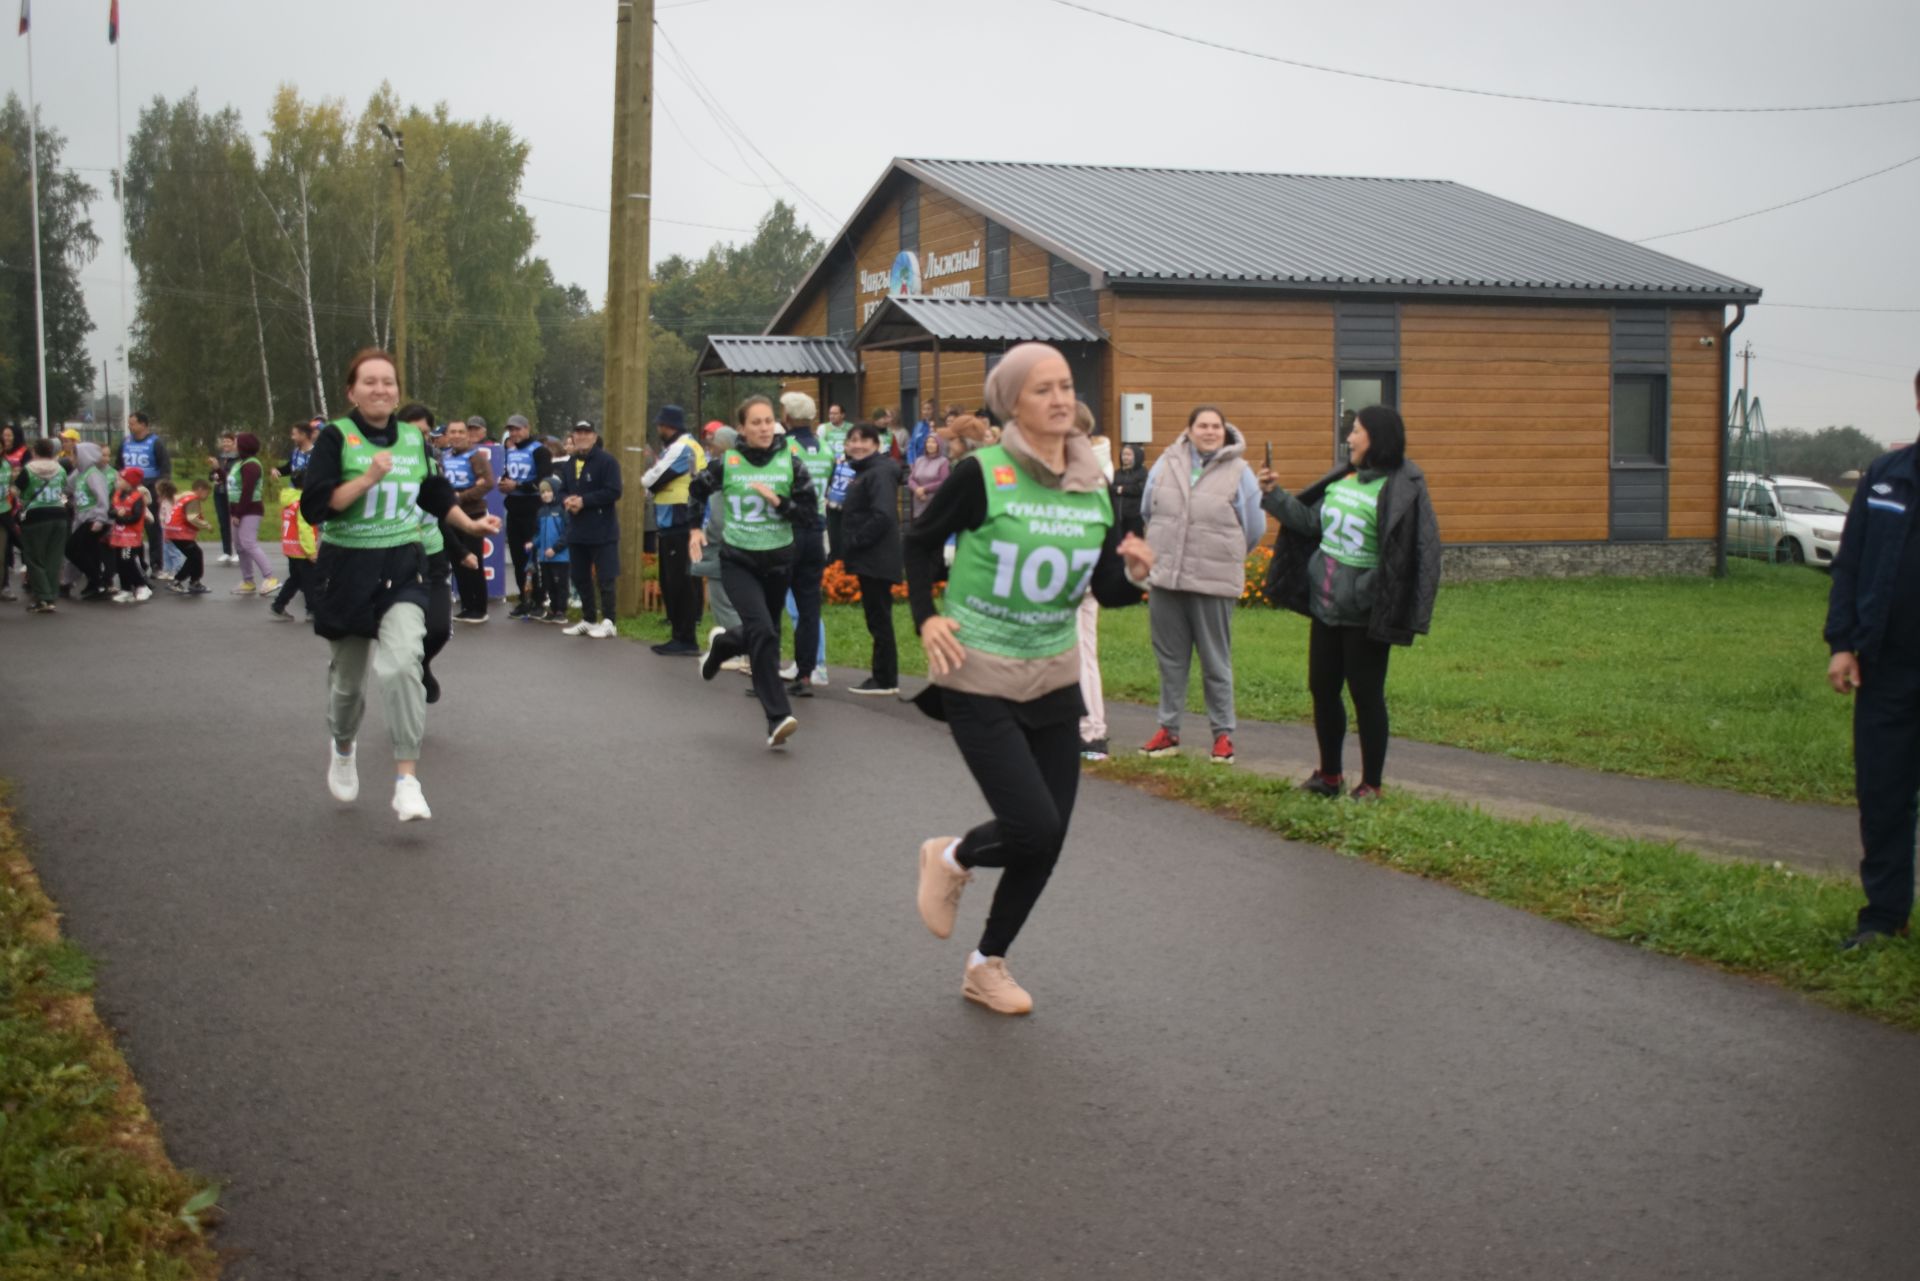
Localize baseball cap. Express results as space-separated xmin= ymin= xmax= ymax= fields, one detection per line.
xmin=60 ymin=428 xmax=81 ymax=441
xmin=466 ymin=415 xmax=489 ymax=433
xmin=505 ymin=413 xmax=530 ymax=431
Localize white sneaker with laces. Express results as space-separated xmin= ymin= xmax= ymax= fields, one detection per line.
xmin=720 ymin=655 xmax=751 ymax=674
xmin=392 ymin=775 xmax=431 ymax=822
xmin=111 ymin=590 xmax=135 ymax=604
xmin=589 ymin=618 xmax=617 ymax=639
xmin=132 ymin=586 xmax=153 ymax=603
xmin=811 ymin=668 xmax=830 ymax=687
xmin=779 ymin=661 xmax=799 ymax=681
xmin=561 ymin=619 xmax=593 ymax=636
xmin=328 ymin=743 xmax=359 ymax=802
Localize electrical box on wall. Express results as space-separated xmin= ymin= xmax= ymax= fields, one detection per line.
xmin=1120 ymin=393 xmax=1153 ymax=443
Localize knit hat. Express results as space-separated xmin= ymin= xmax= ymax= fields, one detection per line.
xmin=235 ymin=431 xmax=260 ymax=456
xmin=984 ymin=342 xmax=1067 ymax=421
xmin=656 ymin=404 xmax=687 ymax=433
xmin=119 ymin=466 xmax=143 ymax=486
xmin=779 ymin=391 xmax=816 ymax=423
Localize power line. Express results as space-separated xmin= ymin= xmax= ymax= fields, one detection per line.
xmin=1767 ymin=302 xmax=1920 ymax=315
xmin=656 ymin=93 xmax=785 ymax=193
xmin=1756 ymin=354 xmax=1908 ymax=384
xmin=1044 ymin=0 xmax=1920 ymax=113
xmin=521 ymin=192 xmax=753 ymax=233
xmin=1635 ymin=148 xmax=1920 ymax=242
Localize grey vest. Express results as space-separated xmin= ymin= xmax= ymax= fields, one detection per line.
xmin=1146 ymin=430 xmax=1251 ymax=598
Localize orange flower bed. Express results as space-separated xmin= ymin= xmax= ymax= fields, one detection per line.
xmin=1239 ymin=544 xmax=1273 ymax=607
xmin=822 ymin=559 xmax=931 ymax=603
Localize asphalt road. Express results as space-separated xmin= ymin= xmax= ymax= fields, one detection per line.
xmin=3 ymin=565 xmax=1917 ymax=1281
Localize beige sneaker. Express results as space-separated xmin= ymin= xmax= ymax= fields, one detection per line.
xmin=963 ymin=956 xmax=1033 ymax=1016
xmin=916 ymin=837 xmax=970 ymax=939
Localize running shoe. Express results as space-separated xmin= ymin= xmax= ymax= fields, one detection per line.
xmin=962 ymin=956 xmax=1033 ymax=1016
xmin=1139 ymin=727 xmax=1181 ymax=758
xmin=1080 ymin=737 xmax=1110 ymax=761
xmin=588 ymin=619 xmax=617 ymax=639
xmin=650 ymin=639 xmax=701 ymax=656
xmin=766 ymin=715 xmax=799 ymax=749
xmin=916 ymin=837 xmax=970 ymax=939
xmin=811 ymin=669 xmax=830 ymax=688
xmin=719 ymin=655 xmax=751 ymax=674
xmin=561 ymin=619 xmax=594 ymax=636
xmin=328 ymin=743 xmax=359 ymax=803
xmin=27 ymin=601 xmax=54 ymax=615
xmin=1300 ymin=770 xmax=1344 ymax=799
xmin=786 ymin=680 xmax=814 ymax=699
xmin=110 ymin=590 xmax=135 ymax=604
xmin=454 ymin=611 xmax=488 ymax=625
xmin=509 ymin=602 xmax=532 ymax=619
xmin=700 ymin=627 xmax=732 ymax=680
xmin=849 ymin=678 xmax=898 ymax=696
xmin=1839 ymin=925 xmax=1908 ymax=952
xmin=132 ymin=586 xmax=153 ymax=603
xmin=1348 ymin=784 xmax=1382 ymax=803
xmin=153 ymin=571 xmax=174 ymax=582
xmin=392 ymin=775 xmax=432 ymax=822
xmin=1210 ymin=733 xmax=1235 ymax=765
xmin=81 ymin=587 xmax=113 ymax=601
xmin=0 ymin=587 xmax=15 ymax=602
xmin=167 ymin=580 xmax=192 ymax=595
xmin=268 ymin=604 xmax=292 ymax=620
xmin=261 ymin=576 xmax=281 ymax=594
xmin=231 ymin=581 xmax=258 ymax=595
xmin=189 ymin=583 xmax=212 ymax=596
xmin=779 ymin=661 xmax=799 ymax=680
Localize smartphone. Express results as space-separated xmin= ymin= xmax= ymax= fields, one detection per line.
xmin=1263 ymin=442 xmax=1273 ymax=469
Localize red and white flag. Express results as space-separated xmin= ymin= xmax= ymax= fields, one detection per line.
xmin=108 ymin=0 xmax=119 ymax=44
xmin=18 ymin=0 xmax=28 ymax=37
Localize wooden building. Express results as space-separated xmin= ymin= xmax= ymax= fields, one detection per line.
xmin=703 ymin=159 xmax=1761 ymax=578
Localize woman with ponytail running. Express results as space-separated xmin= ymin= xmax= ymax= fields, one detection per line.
xmin=689 ymin=395 xmax=821 ymax=749
xmin=299 ymin=350 xmax=501 ymax=821
xmin=905 ymin=343 xmax=1153 ymax=1015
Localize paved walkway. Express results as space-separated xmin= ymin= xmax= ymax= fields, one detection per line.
xmin=0 ymin=562 xmax=1912 ymax=1280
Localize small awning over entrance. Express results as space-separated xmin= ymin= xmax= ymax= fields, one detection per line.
xmin=852 ymin=296 xmax=1105 ymax=352
xmin=695 ymin=335 xmax=859 ymax=378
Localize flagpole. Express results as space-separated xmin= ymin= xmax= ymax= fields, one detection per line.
xmin=114 ymin=7 xmax=129 ymax=432
xmin=24 ymin=10 xmax=51 ymax=436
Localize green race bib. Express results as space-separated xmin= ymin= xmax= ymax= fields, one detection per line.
xmin=324 ymin=419 xmax=430 ymax=550
xmin=720 ymin=446 xmax=796 ymax=552
xmin=1319 ymin=474 xmax=1389 ymax=569
xmin=943 ymin=445 xmax=1113 ymax=660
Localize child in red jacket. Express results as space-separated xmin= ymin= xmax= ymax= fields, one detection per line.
xmin=109 ymin=468 xmax=153 ymax=603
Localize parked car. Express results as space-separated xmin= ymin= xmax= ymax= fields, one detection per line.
xmin=1724 ymin=472 xmax=1848 ymax=567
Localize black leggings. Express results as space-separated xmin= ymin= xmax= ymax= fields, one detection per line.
xmin=116 ymin=547 xmax=149 ymax=592
xmin=1308 ymin=619 xmax=1392 ymax=787
xmin=715 ymin=558 xmax=792 ymax=723
xmin=947 ymin=690 xmax=1082 ymax=958
xmin=171 ymin=539 xmax=205 ymax=585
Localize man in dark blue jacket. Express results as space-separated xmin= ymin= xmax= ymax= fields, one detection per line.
xmin=559 ymin=420 xmax=624 ymax=639
xmin=1825 ymin=369 xmax=1920 ymax=950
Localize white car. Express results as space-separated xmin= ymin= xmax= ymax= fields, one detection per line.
xmin=1724 ymin=472 xmax=1848 ymax=567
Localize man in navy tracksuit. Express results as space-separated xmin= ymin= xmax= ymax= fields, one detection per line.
xmin=559 ymin=420 xmax=624 ymax=639
xmin=1825 ymin=369 xmax=1920 ymax=950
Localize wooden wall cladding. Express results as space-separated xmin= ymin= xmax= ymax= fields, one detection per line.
xmin=1668 ymin=307 xmax=1724 ymax=539
xmin=1400 ymin=302 xmax=1612 ymax=543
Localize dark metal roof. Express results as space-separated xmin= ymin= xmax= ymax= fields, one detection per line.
xmin=696 ymin=335 xmax=858 ymax=378
xmin=899 ymin=159 xmax=1761 ymax=303
xmin=853 ymin=296 xmax=1105 ymax=352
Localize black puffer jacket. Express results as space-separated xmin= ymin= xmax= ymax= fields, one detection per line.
xmin=840 ymin=452 xmax=903 ymax=582
xmin=1263 ymin=459 xmax=1441 ymax=646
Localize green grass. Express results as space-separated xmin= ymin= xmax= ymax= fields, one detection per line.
xmin=623 ymin=558 xmax=1850 ymax=804
xmin=0 ymin=793 xmax=222 ymax=1279
xmin=1090 ymin=756 xmax=1920 ymax=1030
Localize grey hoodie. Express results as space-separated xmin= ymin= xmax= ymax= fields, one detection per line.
xmin=68 ymin=443 xmax=113 ymax=528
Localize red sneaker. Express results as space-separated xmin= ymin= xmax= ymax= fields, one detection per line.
xmin=1210 ymin=733 xmax=1235 ymax=764
xmin=1139 ymin=727 xmax=1181 ymax=758
xmin=1349 ymin=784 xmax=1383 ymax=802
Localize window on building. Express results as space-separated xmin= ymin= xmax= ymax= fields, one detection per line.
xmin=1612 ymin=374 xmax=1667 ymax=465
xmin=1336 ymin=371 xmax=1397 ymax=464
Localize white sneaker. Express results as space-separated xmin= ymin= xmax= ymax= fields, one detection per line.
xmin=111 ymin=590 xmax=135 ymax=604
xmin=811 ymin=668 xmax=830 ymax=687
xmin=392 ymin=775 xmax=431 ymax=822
xmin=561 ymin=619 xmax=593 ymax=636
xmin=766 ymin=715 xmax=799 ymax=748
xmin=589 ymin=618 xmax=617 ymax=639
xmin=719 ymin=655 xmax=751 ymax=674
xmin=328 ymin=743 xmax=359 ymax=802
xmin=133 ymin=586 xmax=153 ymax=603
xmin=779 ymin=661 xmax=799 ymax=680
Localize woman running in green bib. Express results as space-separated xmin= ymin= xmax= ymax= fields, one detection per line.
xmin=299 ymin=349 xmax=502 ymax=822
xmin=1258 ymin=403 xmax=1440 ymax=801
xmin=906 ymin=343 xmax=1154 ymax=1015
xmin=689 ymin=394 xmax=821 ymax=749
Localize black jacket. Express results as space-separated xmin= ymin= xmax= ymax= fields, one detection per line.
xmin=1113 ymin=464 xmax=1147 ymax=535
xmin=557 ymin=442 xmax=623 ymax=546
xmin=1825 ymin=442 xmax=1918 ymax=662
xmin=687 ymin=433 xmax=821 ymax=574
xmin=840 ymin=453 xmax=903 ymax=582
xmin=1263 ymin=459 xmax=1441 ymax=646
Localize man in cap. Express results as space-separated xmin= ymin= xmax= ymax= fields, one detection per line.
xmin=558 ymin=420 xmax=623 ymax=639
xmin=498 ymin=413 xmax=552 ymax=618
xmin=441 ymin=417 xmax=496 ymax=623
xmin=641 ymin=404 xmax=708 ymax=655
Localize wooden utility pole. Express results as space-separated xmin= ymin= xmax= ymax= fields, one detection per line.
xmin=380 ymin=122 xmax=409 ymax=382
xmin=607 ymin=0 xmax=654 ymax=618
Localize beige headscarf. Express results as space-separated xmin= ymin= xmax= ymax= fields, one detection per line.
xmin=984 ymin=342 xmax=1067 ymax=422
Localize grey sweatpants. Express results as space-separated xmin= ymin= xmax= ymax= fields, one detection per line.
xmin=1150 ymin=587 xmax=1237 ymax=737
xmin=328 ymin=603 xmax=428 ymax=762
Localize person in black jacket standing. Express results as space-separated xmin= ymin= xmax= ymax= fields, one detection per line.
xmin=498 ymin=414 xmax=550 ymax=619
xmin=559 ymin=420 xmax=623 ymax=639
xmin=839 ymin=423 xmax=902 ymax=695
xmin=1825 ymin=372 xmax=1920 ymax=951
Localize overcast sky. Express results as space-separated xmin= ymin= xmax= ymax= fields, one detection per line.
xmin=9 ymin=0 xmax=1918 ymax=442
